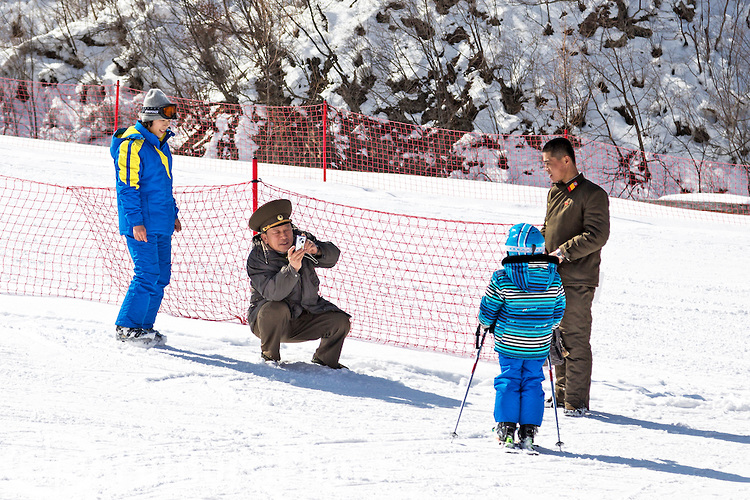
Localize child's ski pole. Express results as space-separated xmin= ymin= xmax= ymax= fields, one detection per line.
xmin=547 ymin=357 xmax=564 ymax=451
xmin=451 ymin=325 xmax=489 ymax=439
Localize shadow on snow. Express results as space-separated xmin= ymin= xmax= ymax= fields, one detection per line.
xmin=556 ymin=450 xmax=750 ymax=483
xmin=551 ymin=411 xmax=750 ymax=483
xmin=589 ymin=411 xmax=750 ymax=445
xmin=157 ymin=345 xmax=460 ymax=409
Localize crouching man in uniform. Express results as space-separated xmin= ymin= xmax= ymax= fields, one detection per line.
xmin=246 ymin=199 xmax=350 ymax=369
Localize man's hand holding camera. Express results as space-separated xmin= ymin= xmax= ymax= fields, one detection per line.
xmin=287 ymin=234 xmax=319 ymax=272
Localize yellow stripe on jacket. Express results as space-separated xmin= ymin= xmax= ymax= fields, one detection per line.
xmin=117 ymin=127 xmax=144 ymax=188
xmin=156 ymin=147 xmax=171 ymax=179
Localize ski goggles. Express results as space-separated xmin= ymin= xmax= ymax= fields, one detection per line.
xmin=143 ymin=103 xmax=178 ymax=120
xmin=504 ymin=245 xmax=543 ymax=254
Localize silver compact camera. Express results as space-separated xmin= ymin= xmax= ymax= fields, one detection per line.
xmin=295 ymin=234 xmax=307 ymax=251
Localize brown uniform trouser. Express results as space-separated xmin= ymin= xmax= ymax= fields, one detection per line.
xmin=555 ymin=285 xmax=596 ymax=410
xmin=252 ymin=301 xmax=350 ymax=367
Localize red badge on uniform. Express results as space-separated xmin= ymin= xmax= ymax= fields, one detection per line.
xmin=567 ymin=181 xmax=578 ymax=192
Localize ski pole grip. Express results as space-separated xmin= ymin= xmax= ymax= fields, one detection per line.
xmin=475 ymin=325 xmax=481 ymax=349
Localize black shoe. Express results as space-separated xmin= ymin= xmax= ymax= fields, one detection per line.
xmin=545 ymin=397 xmax=564 ymax=408
xmin=564 ymin=407 xmax=588 ymax=417
xmin=311 ymin=356 xmax=347 ymax=369
xmin=261 ymin=353 xmax=278 ymax=362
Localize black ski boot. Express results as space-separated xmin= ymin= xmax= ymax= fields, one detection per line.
xmin=495 ymin=422 xmax=517 ymax=451
xmin=518 ymin=424 xmax=538 ymax=454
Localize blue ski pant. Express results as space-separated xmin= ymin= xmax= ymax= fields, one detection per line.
xmin=116 ymin=233 xmax=172 ymax=329
xmin=493 ymin=354 xmax=546 ymax=426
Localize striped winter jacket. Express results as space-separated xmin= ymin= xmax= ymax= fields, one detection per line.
xmin=478 ymin=254 xmax=566 ymax=360
xmin=111 ymin=122 xmax=178 ymax=236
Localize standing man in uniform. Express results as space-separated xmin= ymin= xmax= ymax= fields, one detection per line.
xmin=541 ymin=137 xmax=610 ymax=416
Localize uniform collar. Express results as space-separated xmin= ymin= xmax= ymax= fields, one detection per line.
xmin=557 ymin=173 xmax=583 ymax=192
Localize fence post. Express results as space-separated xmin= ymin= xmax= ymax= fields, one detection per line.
xmin=114 ymin=81 xmax=120 ymax=131
xmin=252 ymin=157 xmax=259 ymax=215
xmin=322 ymin=101 xmax=328 ymax=182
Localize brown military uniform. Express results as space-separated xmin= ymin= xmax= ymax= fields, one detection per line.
xmin=542 ymin=174 xmax=610 ymax=410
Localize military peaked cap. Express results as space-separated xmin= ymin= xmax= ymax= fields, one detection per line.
xmin=248 ymin=199 xmax=293 ymax=232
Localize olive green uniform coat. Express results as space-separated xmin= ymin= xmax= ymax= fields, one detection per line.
xmin=542 ymin=174 xmax=610 ymax=410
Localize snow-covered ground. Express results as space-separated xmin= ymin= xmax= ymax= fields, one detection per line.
xmin=1 ymin=135 xmax=749 ymax=499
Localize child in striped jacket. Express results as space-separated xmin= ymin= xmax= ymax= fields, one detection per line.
xmin=478 ymin=223 xmax=566 ymax=452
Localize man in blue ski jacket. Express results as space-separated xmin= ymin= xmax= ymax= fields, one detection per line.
xmin=111 ymin=89 xmax=182 ymax=345
xmin=478 ymin=223 xmax=566 ymax=452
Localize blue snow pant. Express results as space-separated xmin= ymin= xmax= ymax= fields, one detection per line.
xmin=493 ymin=354 xmax=546 ymax=426
xmin=116 ymin=233 xmax=172 ymax=329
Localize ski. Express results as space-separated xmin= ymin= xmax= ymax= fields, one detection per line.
xmin=494 ymin=435 xmax=543 ymax=455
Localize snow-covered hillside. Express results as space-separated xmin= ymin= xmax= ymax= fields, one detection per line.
xmin=1 ymin=135 xmax=749 ymax=499
xmin=1 ymin=1 xmax=749 ymax=166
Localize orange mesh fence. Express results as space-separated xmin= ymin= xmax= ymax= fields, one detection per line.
xmin=0 ymin=176 xmax=507 ymax=359
xmin=2 ymin=75 xmax=749 ymax=357
xmin=1 ymin=76 xmax=748 ymax=223
xmin=256 ymin=184 xmax=509 ymax=358
xmin=0 ymin=176 xmax=118 ymax=304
